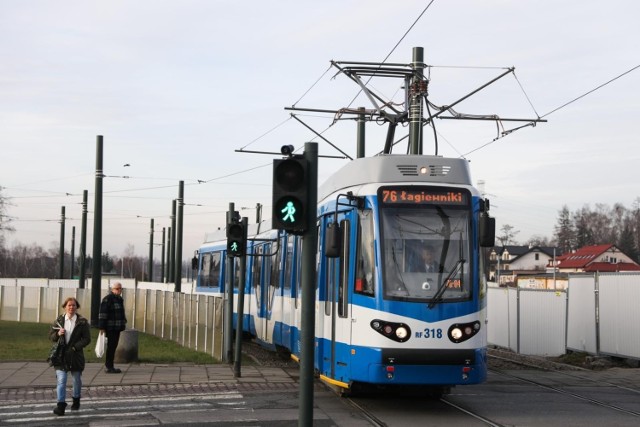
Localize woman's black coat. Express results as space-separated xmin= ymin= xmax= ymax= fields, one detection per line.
xmin=48 ymin=314 xmax=91 ymax=372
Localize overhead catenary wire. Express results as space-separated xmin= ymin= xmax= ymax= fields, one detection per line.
xmin=462 ymin=63 xmax=640 ymax=157
xmin=541 ymin=64 xmax=640 ymax=118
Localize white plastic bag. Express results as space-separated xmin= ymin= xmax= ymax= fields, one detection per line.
xmin=95 ymin=332 xmax=107 ymax=358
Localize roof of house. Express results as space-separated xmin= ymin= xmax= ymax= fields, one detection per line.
xmin=583 ymin=262 xmax=640 ymax=272
xmin=556 ymin=244 xmax=614 ymax=269
xmin=496 ymin=245 xmax=558 ymax=262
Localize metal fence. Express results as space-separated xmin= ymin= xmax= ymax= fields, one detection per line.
xmin=488 ymin=272 xmax=640 ymax=359
xmin=0 ymin=280 xmax=223 ymax=360
xmin=4 ymin=273 xmax=640 ymax=361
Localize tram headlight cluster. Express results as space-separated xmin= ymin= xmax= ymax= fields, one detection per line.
xmin=447 ymin=321 xmax=481 ymax=343
xmin=371 ymin=319 xmax=411 ymax=343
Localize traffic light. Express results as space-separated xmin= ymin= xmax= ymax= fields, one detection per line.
xmin=226 ymin=217 xmax=246 ymax=257
xmin=272 ymin=157 xmax=309 ymax=234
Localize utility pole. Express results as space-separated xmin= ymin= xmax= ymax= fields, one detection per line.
xmin=148 ymin=218 xmax=154 ymax=282
xmin=175 ymin=181 xmax=184 ymax=292
xmin=357 ymin=106 xmax=366 ymax=158
xmin=170 ymin=200 xmax=176 ymax=285
xmin=409 ymin=46 xmax=426 ymax=155
xmin=91 ymin=135 xmax=104 ymax=327
xmin=79 ymin=190 xmax=88 ymax=288
xmin=59 ymin=206 xmax=65 ymax=279
xmin=70 ymin=226 xmax=75 ymax=279
xmin=166 ymin=226 xmax=172 ymax=283
xmin=161 ymin=227 xmax=166 ymax=283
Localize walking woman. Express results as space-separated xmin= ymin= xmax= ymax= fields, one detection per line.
xmin=48 ymin=297 xmax=91 ymax=416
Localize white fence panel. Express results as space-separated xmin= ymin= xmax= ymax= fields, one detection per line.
xmin=487 ymin=286 xmax=510 ymax=349
xmin=17 ymin=278 xmax=48 ymax=287
xmin=518 ymin=289 xmax=566 ymax=356
xmin=599 ymin=273 xmax=640 ymax=359
xmin=49 ymin=279 xmax=81 ymax=288
xmin=0 ymin=279 xmax=17 ymax=286
xmin=566 ymin=274 xmax=597 ymax=354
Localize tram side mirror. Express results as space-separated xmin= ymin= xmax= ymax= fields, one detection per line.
xmin=325 ymin=222 xmax=341 ymax=258
xmin=479 ymin=213 xmax=495 ymax=247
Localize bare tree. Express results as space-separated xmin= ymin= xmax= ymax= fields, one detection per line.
xmin=497 ymin=224 xmax=520 ymax=246
xmin=0 ymin=186 xmax=14 ymax=250
xmin=526 ymin=235 xmax=553 ymax=247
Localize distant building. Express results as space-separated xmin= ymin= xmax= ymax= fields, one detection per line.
xmin=489 ymin=245 xmax=560 ymax=287
xmin=553 ymin=244 xmax=640 ymax=273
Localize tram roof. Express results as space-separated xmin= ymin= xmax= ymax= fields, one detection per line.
xmin=318 ymin=155 xmax=473 ymax=201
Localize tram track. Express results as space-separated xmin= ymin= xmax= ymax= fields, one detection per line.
xmin=489 ymin=368 xmax=640 ymax=419
xmin=439 ymin=398 xmax=506 ymax=427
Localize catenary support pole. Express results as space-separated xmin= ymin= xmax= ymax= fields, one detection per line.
xmin=357 ymin=106 xmax=366 ymax=158
xmin=409 ymin=47 xmax=425 ymax=155
xmin=169 ymin=200 xmax=176 ymax=284
xmin=70 ymin=226 xmax=75 ymax=279
xmin=79 ymin=190 xmax=88 ymax=288
xmin=166 ymin=226 xmax=172 ymax=283
xmin=91 ymin=135 xmax=104 ymax=326
xmin=175 ymin=181 xmax=184 ymax=292
xmin=58 ymin=206 xmax=65 ymax=279
xmin=148 ymin=218 xmax=154 ymax=282
xmin=161 ymin=227 xmax=166 ymax=283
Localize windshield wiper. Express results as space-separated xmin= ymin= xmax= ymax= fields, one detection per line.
xmin=391 ymin=246 xmax=410 ymax=295
xmin=428 ymin=258 xmax=465 ymax=309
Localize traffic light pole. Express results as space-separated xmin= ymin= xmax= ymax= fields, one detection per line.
xmin=224 ymin=203 xmax=236 ymax=363
xmin=233 ymin=216 xmax=248 ymax=378
xmin=299 ymin=142 xmax=318 ymax=427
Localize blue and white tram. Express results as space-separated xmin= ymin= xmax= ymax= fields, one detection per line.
xmin=195 ymin=154 xmax=495 ymax=394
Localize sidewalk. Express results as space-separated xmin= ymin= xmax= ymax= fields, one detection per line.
xmin=0 ymin=362 xmax=373 ymax=426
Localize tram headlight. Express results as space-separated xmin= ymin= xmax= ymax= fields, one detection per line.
xmin=448 ymin=321 xmax=481 ymax=343
xmin=370 ymin=319 xmax=411 ymax=343
xmin=450 ymin=327 xmax=463 ymax=340
xmin=395 ymin=326 xmax=409 ymax=340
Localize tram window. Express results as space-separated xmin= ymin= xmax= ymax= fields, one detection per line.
xmin=355 ymin=210 xmax=375 ymax=296
xmin=233 ymin=257 xmax=240 ymax=288
xmin=201 ymin=254 xmax=210 ymax=286
xmin=296 ymin=236 xmax=303 ymax=308
xmin=201 ymin=252 xmax=221 ymax=287
xmin=271 ymin=242 xmax=281 ymax=288
xmin=284 ymin=235 xmax=293 ymax=290
xmin=379 ymin=204 xmax=471 ymax=302
xmin=253 ymin=245 xmax=263 ymax=310
xmin=325 ymin=257 xmax=337 ymax=316
xmin=338 ymin=219 xmax=350 ymax=318
xmin=265 ymin=245 xmax=273 ymax=287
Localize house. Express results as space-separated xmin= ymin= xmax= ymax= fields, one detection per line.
xmin=554 ymin=244 xmax=640 ymax=273
xmin=489 ymin=245 xmax=559 ymax=286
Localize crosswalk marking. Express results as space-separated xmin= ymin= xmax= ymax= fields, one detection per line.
xmin=0 ymin=390 xmax=247 ymax=425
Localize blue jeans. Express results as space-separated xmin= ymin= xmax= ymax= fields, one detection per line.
xmin=55 ymin=370 xmax=82 ymax=403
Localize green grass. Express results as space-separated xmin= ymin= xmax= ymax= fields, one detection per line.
xmin=0 ymin=320 xmax=225 ymax=364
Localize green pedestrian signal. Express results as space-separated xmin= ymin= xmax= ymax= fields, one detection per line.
xmin=226 ymin=219 xmax=245 ymax=257
xmin=272 ymin=156 xmax=308 ymax=234
xmin=280 ymin=199 xmax=300 ymax=223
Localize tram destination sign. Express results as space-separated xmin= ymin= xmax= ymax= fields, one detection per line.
xmin=379 ymin=187 xmax=469 ymax=206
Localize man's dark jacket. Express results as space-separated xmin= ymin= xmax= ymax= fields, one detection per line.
xmin=98 ymin=293 xmax=127 ymax=331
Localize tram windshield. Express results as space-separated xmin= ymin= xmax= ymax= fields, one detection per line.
xmin=378 ymin=187 xmax=472 ymax=304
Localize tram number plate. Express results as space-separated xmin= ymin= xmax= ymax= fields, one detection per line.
xmin=415 ymin=328 xmax=443 ymax=339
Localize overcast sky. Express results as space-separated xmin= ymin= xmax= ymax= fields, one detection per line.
xmin=1 ymin=0 xmax=639 ymax=261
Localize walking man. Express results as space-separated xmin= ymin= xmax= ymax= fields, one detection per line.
xmin=98 ymin=282 xmax=127 ymax=373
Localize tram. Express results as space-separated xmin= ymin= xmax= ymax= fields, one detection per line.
xmin=195 ymin=153 xmax=495 ymax=395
